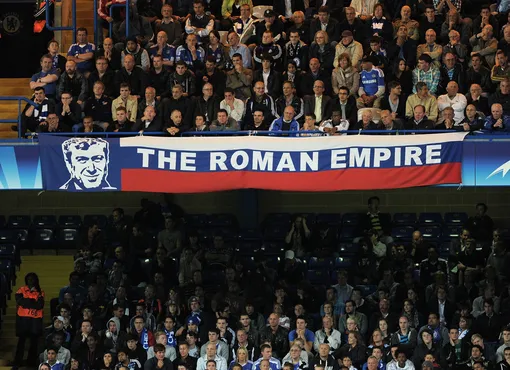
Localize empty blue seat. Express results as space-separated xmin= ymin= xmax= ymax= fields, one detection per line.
xmin=0 ymin=244 xmax=16 ymax=266
xmin=334 ymin=256 xmax=353 ymax=269
xmin=260 ymin=242 xmax=285 ymax=257
xmin=235 ymin=241 xmax=260 ymax=256
xmin=316 ymin=213 xmax=342 ymax=225
xmin=33 ymin=229 xmax=54 ymax=248
xmin=342 ymin=213 xmax=361 ymax=225
xmin=442 ymin=225 xmax=463 ymax=242
xmin=338 ymin=243 xmax=358 ymax=255
xmin=7 ymin=215 xmax=31 ymax=228
xmin=184 ymin=214 xmax=208 ymax=227
xmin=418 ymin=213 xmax=443 ymax=225
xmin=58 ymin=215 xmax=82 ymax=228
xmin=393 ymin=213 xmax=417 ymax=226
xmin=391 ymin=226 xmax=415 ymax=241
xmin=83 ymin=215 xmax=108 ymax=228
xmin=444 ymin=212 xmax=468 ymax=225
xmin=357 ymin=284 xmax=377 ymax=297
xmin=264 ymin=213 xmax=292 ymax=226
xmin=264 ymin=225 xmax=288 ymax=240
xmin=238 ymin=228 xmax=262 ymax=241
xmin=308 ymin=257 xmax=334 ymax=269
xmin=0 ymin=260 xmax=13 ymax=284
xmin=339 ymin=226 xmax=357 ymax=241
xmin=210 ymin=227 xmax=237 ymax=240
xmin=33 ymin=215 xmax=57 ymax=228
xmin=419 ymin=226 xmax=442 ymax=242
xmin=301 ymin=213 xmax=316 ymax=225
xmin=307 ymin=270 xmax=330 ymax=285
xmin=59 ymin=229 xmax=78 ymax=247
xmin=0 ymin=230 xmax=18 ymax=243
xmin=208 ymin=214 xmax=237 ymax=227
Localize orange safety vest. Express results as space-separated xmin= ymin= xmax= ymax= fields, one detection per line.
xmin=16 ymin=286 xmax=44 ymax=319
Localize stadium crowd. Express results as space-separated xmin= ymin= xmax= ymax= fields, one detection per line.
xmin=20 ymin=0 xmax=510 ymax=136
xmin=13 ymin=197 xmax=510 ymax=370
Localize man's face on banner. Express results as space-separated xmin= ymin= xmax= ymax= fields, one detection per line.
xmin=68 ymin=143 xmax=107 ymax=188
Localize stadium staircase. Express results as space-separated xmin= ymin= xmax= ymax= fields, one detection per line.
xmin=0 ymin=0 xmax=94 ymax=138
xmin=0 ymin=255 xmax=74 ymax=367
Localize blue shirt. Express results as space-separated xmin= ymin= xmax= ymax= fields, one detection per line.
xmin=253 ymin=357 xmax=281 ymax=370
xmin=229 ymin=361 xmax=253 ymax=370
xmin=360 ymin=67 xmax=385 ymax=96
xmin=289 ymin=329 xmax=315 ymax=343
xmin=149 ymin=44 xmax=176 ymax=65
xmin=175 ymin=46 xmax=205 ymax=70
xmin=48 ymin=362 xmax=65 ymax=370
xmin=362 ymin=360 xmax=385 ymax=370
xmin=31 ymin=68 xmax=59 ymax=97
xmin=67 ymin=42 xmax=96 ymax=72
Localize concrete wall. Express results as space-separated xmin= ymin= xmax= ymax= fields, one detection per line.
xmin=0 ymin=187 xmax=509 ymax=227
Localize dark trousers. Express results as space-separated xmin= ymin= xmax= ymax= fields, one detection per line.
xmin=14 ymin=334 xmax=39 ymax=366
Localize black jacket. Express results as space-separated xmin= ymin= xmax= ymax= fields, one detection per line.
xmin=253 ymin=69 xmax=282 ymax=98
xmin=114 ymin=67 xmax=148 ymax=97
xmin=438 ymin=64 xmax=466 ymax=95
xmin=259 ymin=326 xmax=289 ymax=359
xmin=405 ymin=118 xmax=435 ymax=130
xmin=173 ymin=356 xmax=197 ymax=370
xmin=329 ymin=96 xmax=358 ymax=125
xmin=465 ymin=67 xmax=493 ymax=95
xmin=309 ymin=18 xmax=340 ymax=44
xmin=273 ymin=0 xmax=304 ymax=17
xmin=88 ymin=69 xmax=116 ymax=98
xmin=441 ymin=340 xmax=470 ymax=370
xmin=57 ymin=101 xmax=82 ymax=128
xmin=387 ymin=39 xmax=418 ymax=70
xmin=379 ymin=95 xmax=406 ymax=119
xmin=308 ymin=43 xmax=335 ymax=72
xmin=148 ymin=68 xmax=170 ymax=97
xmin=299 ymin=70 xmax=332 ymax=97
xmin=162 ymin=96 xmax=190 ymax=125
xmin=338 ymin=18 xmax=366 ymax=43
xmin=144 ymin=357 xmax=174 ymax=370
xmin=134 ymin=117 xmax=163 ymax=132
xmin=489 ymin=91 xmax=510 ymax=115
xmin=187 ymin=95 xmax=221 ymax=125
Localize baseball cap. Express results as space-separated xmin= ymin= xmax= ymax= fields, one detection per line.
xmin=264 ymin=9 xmax=275 ymax=17
xmin=53 ymin=316 xmax=65 ymax=323
xmin=285 ymin=250 xmax=295 ymax=260
xmin=341 ymin=30 xmax=353 ymax=38
xmin=187 ymin=316 xmax=200 ymax=326
xmin=188 ymin=296 xmax=200 ymax=305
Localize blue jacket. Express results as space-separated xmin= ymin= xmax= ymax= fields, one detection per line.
xmin=484 ymin=115 xmax=510 ymax=133
xmin=269 ymin=116 xmax=299 ymax=132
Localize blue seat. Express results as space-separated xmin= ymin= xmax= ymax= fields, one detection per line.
xmin=58 ymin=215 xmax=82 ymax=229
xmin=210 ymin=226 xmax=237 ymax=240
xmin=442 ymin=225 xmax=463 ymax=242
xmin=334 ymin=256 xmax=353 ymax=269
xmin=357 ymin=284 xmax=377 ymax=297
xmin=444 ymin=212 xmax=468 ymax=226
xmin=439 ymin=243 xmax=451 ymax=258
xmin=0 ymin=260 xmax=13 ymax=283
xmin=264 ymin=213 xmax=292 ymax=226
xmin=301 ymin=213 xmax=316 ymax=226
xmin=208 ymin=214 xmax=237 ymax=227
xmin=184 ymin=214 xmax=208 ymax=227
xmin=316 ymin=213 xmax=342 ymax=226
xmin=342 ymin=213 xmax=361 ymax=225
xmin=419 ymin=226 xmax=442 ymax=242
xmin=260 ymin=242 xmax=285 ymax=257
xmin=308 ymin=257 xmax=334 ymax=269
xmin=307 ymin=270 xmax=330 ymax=285
xmin=418 ymin=213 xmax=443 ymax=225
xmin=0 ymin=244 xmax=16 ymax=260
xmin=7 ymin=215 xmax=31 ymax=229
xmin=238 ymin=228 xmax=262 ymax=241
xmin=33 ymin=229 xmax=54 ymax=248
xmin=0 ymin=216 xmax=6 ymax=228
xmin=264 ymin=225 xmax=288 ymax=240
xmin=0 ymin=230 xmax=18 ymax=243
xmin=339 ymin=226 xmax=357 ymax=241
xmin=83 ymin=214 xmax=108 ymax=228
xmin=33 ymin=215 xmax=57 ymax=228
xmin=59 ymin=229 xmax=78 ymax=248
xmin=235 ymin=241 xmax=260 ymax=256
xmin=393 ymin=213 xmax=417 ymax=226
xmin=338 ymin=243 xmax=358 ymax=256
xmin=391 ymin=226 xmax=415 ymax=241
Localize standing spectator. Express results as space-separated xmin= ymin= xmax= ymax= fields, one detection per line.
xmin=465 ymin=203 xmax=494 ymax=242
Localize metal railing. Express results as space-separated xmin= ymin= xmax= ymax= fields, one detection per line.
xmin=46 ymin=0 xmax=77 ymax=43
xmin=93 ymin=0 xmax=130 ymax=47
xmin=182 ymin=129 xmax=459 ymax=137
xmin=0 ymin=97 xmax=37 ymax=140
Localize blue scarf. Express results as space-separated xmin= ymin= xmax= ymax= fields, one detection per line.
xmin=140 ymin=328 xmax=149 ymax=350
xmin=428 ymin=326 xmax=441 ymax=343
xmin=165 ymin=329 xmax=176 ymax=347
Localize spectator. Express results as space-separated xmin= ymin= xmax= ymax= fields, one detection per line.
xmin=442 ymin=30 xmax=468 ymax=65
xmin=227 ymin=31 xmax=252 ymax=69
xmin=210 ymin=109 xmax=240 ymax=131
xmin=138 ymin=87 xmax=161 ymax=120
xmin=67 ymin=28 xmax=95 ymax=74
xmin=405 ymin=105 xmax=435 ymax=130
xmin=30 ymin=54 xmax=60 ymax=99
xmin=47 ymin=40 xmax=67 ymax=74
xmin=165 ymin=109 xmax=189 ymax=137
xmin=470 ymin=25 xmax=498 ymax=69
xmin=387 ymin=25 xmax=417 ymax=70
xmin=438 ymin=52 xmax=466 ymax=95
xmin=491 ymin=50 xmax=510 ymax=85
xmin=339 ymin=7 xmax=365 ymax=43
xmin=357 ymin=56 xmax=385 ymax=109
xmin=226 ymin=53 xmax=253 ymax=101
xmin=121 ymin=36 xmax=151 ymax=72
xmin=489 ymin=78 xmax=510 ymax=115
xmin=300 ymin=58 xmax=332 ymax=96
xmin=275 ymin=81 xmax=304 ymax=123
xmin=309 ymin=6 xmax=340 ymax=45
xmin=19 ymin=87 xmax=56 ymax=135
xmin=134 ymin=105 xmax=163 ymax=132
xmin=393 ymin=6 xmax=420 ymax=41
xmin=288 ymin=11 xmax=310 ymax=45
xmin=466 ymin=54 xmax=493 ymax=97
xmin=175 ymin=34 xmax=205 ymax=72
xmin=269 ymin=106 xmax=300 ymax=132
xmin=112 ymin=83 xmax=138 ymax=122
xmin=220 ymin=88 xmax=244 ymax=123
xmin=232 ymin=4 xmax=258 ymax=45
xmin=259 ymin=314 xmax=290 ymax=359
xmin=304 ymin=80 xmax=332 ymax=124
xmin=253 ymin=56 xmax=282 ymax=98
xmin=334 ymin=30 xmax=363 ymax=71
xmin=95 ymin=37 xmax=122 ymax=72
xmin=197 ymin=343 xmax=228 ymax=370
xmin=114 ymin=54 xmax=148 ymax=98
xmin=283 ymin=30 xmax=308 ymax=71
xmin=406 ymin=82 xmax=438 ymax=122
xmin=168 ymin=61 xmax=197 ymax=99
xmin=380 ymin=81 xmax=406 ymax=120
xmin=149 ymin=31 xmax=176 ymax=69
xmin=332 ymin=53 xmax=360 ymax=97
xmin=417 ymin=29 xmax=443 ymax=69
xmin=88 ymin=56 xmax=116 ymax=98
xmin=255 ymin=9 xmax=285 ymax=46
xmin=484 ymin=103 xmax=510 ymax=132
xmin=185 ymin=0 xmax=214 ymax=44
xmin=369 ymin=4 xmax=393 ymax=42
xmin=460 ymin=104 xmax=485 ymax=132
xmin=156 ymin=5 xmax=183 ymax=46
xmin=308 ymin=30 xmax=335 ymax=72
xmin=330 ymin=87 xmax=358 ymax=125
xmin=412 ymin=54 xmax=440 ymax=96
xmin=441 ymin=10 xmax=471 ymax=46
xmin=387 ymin=58 xmax=413 ymax=96
xmin=253 ymin=31 xmax=283 ymax=71
xmin=437 ymin=81 xmax=467 ymax=124
xmin=352 ymin=110 xmax=379 ymax=130
xmin=55 ymin=90 xmax=81 ymax=129
xmin=379 ymin=109 xmax=404 ymax=130
xmin=56 ymin=60 xmax=88 ymax=104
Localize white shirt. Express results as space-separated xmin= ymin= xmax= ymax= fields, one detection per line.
xmin=197 ymin=355 xmax=228 ymax=370
xmin=437 ymin=93 xmax=467 ymax=124
xmin=220 ymin=98 xmax=245 ymax=122
xmin=284 ymin=0 xmax=293 ymax=18
xmin=262 ymin=70 xmax=270 ymax=93
xmin=315 ymin=95 xmax=323 ymax=121
xmin=438 ymin=300 xmax=446 ymax=325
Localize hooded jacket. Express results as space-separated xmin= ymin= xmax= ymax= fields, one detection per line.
xmin=104 ymin=317 xmax=128 ymax=353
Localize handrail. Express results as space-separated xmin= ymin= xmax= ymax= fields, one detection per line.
xmin=110 ymin=3 xmax=130 ymax=44
xmin=0 ymin=97 xmax=38 ymax=140
xmin=46 ymin=0 xmax=77 ymax=43
xmin=34 ymin=132 xmax=166 ymax=137
xmin=182 ymin=129 xmax=459 ymax=136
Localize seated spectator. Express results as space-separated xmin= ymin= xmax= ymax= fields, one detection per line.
xmin=334 ymin=331 xmax=367 ymax=370
xmin=332 ymin=53 xmax=359 ymax=97
xmin=405 ymin=82 xmax=438 ymax=121
xmin=168 ymin=61 xmax=196 ymax=98
xmin=466 ymin=54 xmax=493 ymax=97
xmin=473 ymin=5 xmax=500 ymax=38
xmin=121 ymin=36 xmax=151 ymax=73
xmin=155 ymin=4 xmax=183 ymax=46
xmin=138 ymin=87 xmax=161 ymax=119
xmin=88 ymin=56 xmax=116 ymax=98
xmin=460 ymin=104 xmax=485 ymax=132
xmin=41 ymin=330 xmax=71 ymax=364
xmin=149 ymin=31 xmax=176 ymax=70
xmin=232 ymin=4 xmax=258 ymax=45
xmin=164 ymin=109 xmax=189 ymax=137
xmin=418 ymin=313 xmax=449 ymax=347
xmin=405 ymin=105 xmax=435 ymax=130
xmin=67 ymin=27 xmax=95 ymax=75
xmin=148 ymin=56 xmax=170 ymax=100
xmin=244 ymin=81 xmax=277 ymax=129
xmin=491 ymin=50 xmax=510 ymax=86
xmin=104 ymin=316 xmax=128 ymax=354
xmin=367 ymin=36 xmax=389 ymax=72
xmin=357 ymin=56 xmax=385 ymax=109
xmin=419 ymin=6 xmax=442 ymax=44
xmin=470 ymin=25 xmax=498 ymax=69
xmin=288 ymin=10 xmax=310 ymax=45
xmin=210 ymin=109 xmax=240 ymax=131
xmin=412 ymin=54 xmax=440 ymax=96
xmin=198 ymin=57 xmax=226 ymax=97
xmin=489 ymin=78 xmax=510 ymax=115
xmin=387 ymin=25 xmax=417 ymax=71
xmin=307 ymin=30 xmax=336 ymax=73
xmin=36 ymin=112 xmax=70 ymax=133
xmin=334 ymin=31 xmax=363 ymax=71
xmin=417 ymin=29 xmax=443 ymax=69
xmin=369 ymin=4 xmax=393 ymax=43
xmin=283 ymin=30 xmax=308 ymax=71
xmin=339 ymin=6 xmax=365 ymax=42
xmin=269 ymin=106 xmax=300 ymax=132
xmin=484 ymin=103 xmax=510 ymax=133
xmin=352 ymin=110 xmax=379 ymax=130
xmin=175 ymin=34 xmax=205 ymax=72
xmin=197 ymin=343 xmax=228 ymax=370
xmin=386 ymin=58 xmax=412 ymax=96
xmin=254 ymin=31 xmax=283 ymax=71
xmin=440 ymin=10 xmax=471 ymax=46
xmin=330 ymin=86 xmax=358 ymax=125
xmin=300 ymin=58 xmax=332 ymax=96
xmin=227 ymin=31 xmax=252 ymax=69
xmin=499 ymin=26 xmax=510 ymax=56
xmin=162 ymin=85 xmax=189 ymax=125
xmin=253 ymin=56 xmax=282 ymax=98
xmin=47 ymin=39 xmax=67 ymax=74
xmin=56 ymin=60 xmax=88 ymax=105
xmin=192 ymin=114 xmax=209 ymax=132
xmin=134 ymin=106 xmax=163 ymax=132
xmin=41 ymin=347 xmax=65 ymax=370
xmin=387 ymin=350 xmax=413 ymax=370
xmin=379 ymin=109 xmax=404 ymax=130
xmin=275 ymin=81 xmax=304 ymax=124
xmin=112 ymin=83 xmax=138 ymax=122
xmin=188 ymin=83 xmax=221 ymax=126
xmin=19 ymin=86 xmax=56 ymax=135
xmin=185 ymin=0 xmax=214 ymax=44
xmin=393 ymin=6 xmax=420 ymax=41
xmin=442 ymin=29 xmax=469 ymax=65
xmin=226 ymin=53 xmax=253 ymax=101
xmin=438 ymin=52 xmax=466 ymax=95
xmin=310 ymin=7 xmax=340 ymax=43
xmin=145 ymin=343 xmax=174 ymax=370
xmin=174 ymin=341 xmax=198 ymax=369
xmin=204 ymin=31 xmax=228 ymax=70
xmin=245 ymin=109 xmax=269 ymax=131
xmin=148 ymin=332 xmax=177 ymax=361
xmin=107 ymin=106 xmax=134 ymax=132
xmin=95 ymin=37 xmax=122 ymax=72
xmin=380 ymin=81 xmax=406 ymax=120
xmin=218 ymin=89 xmax=243 ymax=124
xmin=255 ymin=10 xmax=285 ymax=46
xmin=304 ymin=80 xmax=332 ymax=124
xmin=30 ymin=54 xmax=60 ymax=99
xmin=437 ymin=81 xmax=467 ymax=124
xmin=117 ymin=347 xmax=142 ymax=370
xmin=114 ymin=54 xmax=148 ymax=98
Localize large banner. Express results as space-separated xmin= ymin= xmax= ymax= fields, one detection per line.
xmin=38 ymin=133 xmax=468 ymax=193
